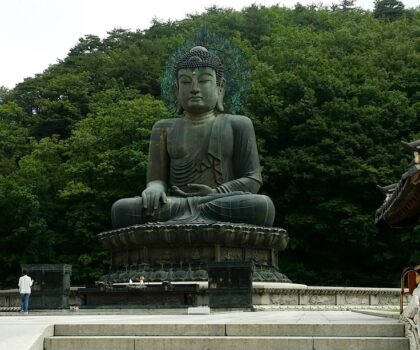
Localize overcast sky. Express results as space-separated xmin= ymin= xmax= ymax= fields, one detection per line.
xmin=0 ymin=0 xmax=418 ymax=89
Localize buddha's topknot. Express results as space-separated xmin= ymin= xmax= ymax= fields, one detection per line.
xmin=176 ymin=46 xmax=223 ymax=85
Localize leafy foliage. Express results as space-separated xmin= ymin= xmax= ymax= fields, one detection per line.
xmin=374 ymin=0 xmax=406 ymax=20
xmin=0 ymin=4 xmax=418 ymax=287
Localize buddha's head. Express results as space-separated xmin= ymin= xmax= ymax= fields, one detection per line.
xmin=175 ymin=46 xmax=225 ymax=115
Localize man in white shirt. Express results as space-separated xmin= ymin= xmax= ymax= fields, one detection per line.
xmin=18 ymin=270 xmax=33 ymax=315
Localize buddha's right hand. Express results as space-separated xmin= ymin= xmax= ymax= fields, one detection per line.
xmin=171 ymin=184 xmax=215 ymax=197
xmin=141 ymin=186 xmax=167 ymax=216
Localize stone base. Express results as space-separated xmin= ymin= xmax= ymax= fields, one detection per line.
xmin=98 ymin=222 xmax=290 ymax=283
xmin=98 ymin=265 xmax=290 ymax=284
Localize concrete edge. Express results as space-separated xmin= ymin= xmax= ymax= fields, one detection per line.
xmin=351 ymin=309 xmax=400 ymax=319
xmin=29 ymin=324 xmax=54 ymax=350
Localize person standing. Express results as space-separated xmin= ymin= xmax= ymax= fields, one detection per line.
xmin=18 ymin=270 xmax=33 ymax=315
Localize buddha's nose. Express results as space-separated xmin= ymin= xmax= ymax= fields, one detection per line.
xmin=191 ymin=80 xmax=200 ymax=93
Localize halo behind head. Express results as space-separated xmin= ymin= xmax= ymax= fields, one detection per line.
xmin=161 ymin=27 xmax=251 ymax=115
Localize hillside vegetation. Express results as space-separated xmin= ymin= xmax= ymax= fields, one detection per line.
xmin=0 ymin=3 xmax=419 ymax=287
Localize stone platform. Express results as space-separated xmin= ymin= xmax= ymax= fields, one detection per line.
xmin=98 ymin=222 xmax=290 ymax=283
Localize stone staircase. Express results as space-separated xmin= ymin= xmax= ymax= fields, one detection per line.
xmin=44 ymin=322 xmax=408 ymax=350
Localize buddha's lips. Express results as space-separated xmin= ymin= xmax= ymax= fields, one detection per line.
xmin=189 ymin=96 xmax=202 ymax=101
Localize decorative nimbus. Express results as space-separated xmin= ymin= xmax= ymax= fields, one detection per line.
xmin=160 ymin=26 xmax=251 ymax=115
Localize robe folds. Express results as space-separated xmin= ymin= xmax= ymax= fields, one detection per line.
xmin=111 ymin=113 xmax=275 ymax=227
xmin=148 ymin=113 xmax=263 ymax=193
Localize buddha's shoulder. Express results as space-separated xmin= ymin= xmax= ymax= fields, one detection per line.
xmin=220 ymin=114 xmax=254 ymax=128
xmin=152 ymin=118 xmax=179 ymax=129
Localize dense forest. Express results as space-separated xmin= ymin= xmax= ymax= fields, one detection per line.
xmin=0 ymin=1 xmax=419 ymax=287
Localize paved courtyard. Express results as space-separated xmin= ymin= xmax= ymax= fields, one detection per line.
xmin=0 ymin=310 xmax=400 ymax=350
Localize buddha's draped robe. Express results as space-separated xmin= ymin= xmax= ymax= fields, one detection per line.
xmin=111 ymin=113 xmax=275 ymax=227
xmin=149 ymin=113 xmax=262 ymax=192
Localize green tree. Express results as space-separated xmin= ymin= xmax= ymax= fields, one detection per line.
xmin=340 ymin=0 xmax=356 ymax=10
xmin=0 ymin=86 xmax=10 ymax=104
xmin=374 ymin=0 xmax=405 ymax=20
xmin=0 ymin=119 xmax=29 ymax=174
xmin=58 ymin=92 xmax=170 ymax=282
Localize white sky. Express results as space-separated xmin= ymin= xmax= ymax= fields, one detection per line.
xmin=0 ymin=0 xmax=419 ymax=89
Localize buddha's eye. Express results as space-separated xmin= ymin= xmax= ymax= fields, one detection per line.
xmin=180 ymin=80 xmax=191 ymax=85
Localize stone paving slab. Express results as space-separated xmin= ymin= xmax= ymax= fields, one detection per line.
xmin=55 ymin=323 xmax=227 ymax=336
xmin=0 ymin=310 xmax=403 ymax=350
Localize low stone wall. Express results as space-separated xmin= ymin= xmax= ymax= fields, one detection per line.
xmin=191 ymin=283 xmax=404 ymax=309
xmin=252 ymin=284 xmax=405 ymax=308
xmin=0 ymin=289 xmax=20 ymax=308
xmin=0 ymin=284 xmax=405 ymax=310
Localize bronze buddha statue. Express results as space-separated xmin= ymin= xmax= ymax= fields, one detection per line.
xmin=111 ymin=46 xmax=275 ymax=228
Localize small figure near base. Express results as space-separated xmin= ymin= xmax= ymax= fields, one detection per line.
xmin=18 ymin=269 xmax=33 ymax=315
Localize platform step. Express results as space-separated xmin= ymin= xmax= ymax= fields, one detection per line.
xmin=44 ymin=335 xmax=409 ymax=350
xmin=54 ymin=322 xmax=404 ymax=337
xmin=45 ymin=322 xmax=408 ymax=350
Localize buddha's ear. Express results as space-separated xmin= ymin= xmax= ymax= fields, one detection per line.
xmin=174 ymin=82 xmax=183 ymax=115
xmin=216 ymin=78 xmax=225 ymax=112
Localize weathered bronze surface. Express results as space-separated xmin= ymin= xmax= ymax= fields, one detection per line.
xmin=98 ymin=223 xmax=290 ymax=283
xmin=111 ymin=46 xmax=275 ymax=228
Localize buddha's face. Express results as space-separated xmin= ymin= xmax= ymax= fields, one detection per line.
xmin=177 ymin=67 xmax=221 ymax=115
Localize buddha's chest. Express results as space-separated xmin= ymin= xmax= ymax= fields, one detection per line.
xmin=166 ymin=121 xmax=233 ymax=160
